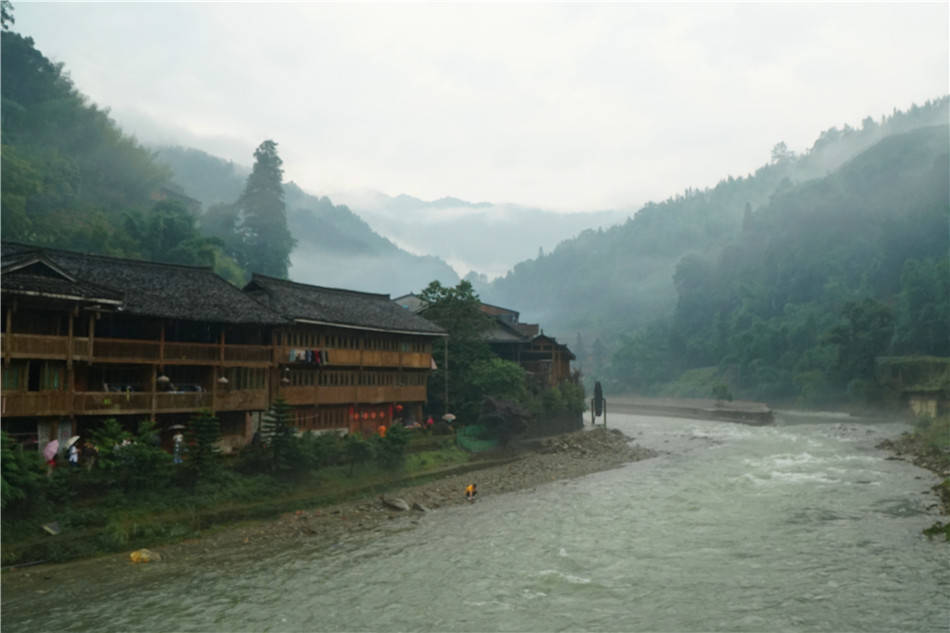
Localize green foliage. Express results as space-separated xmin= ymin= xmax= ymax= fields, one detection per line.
xmin=1 ymin=30 xmax=172 ymax=252
xmin=598 ymin=123 xmax=948 ymax=403
xmin=712 ymin=383 xmax=733 ymax=403
xmin=419 ymin=280 xmax=495 ymax=418
xmin=298 ymin=431 xmax=344 ymax=470
xmin=260 ymin=397 xmax=299 ymax=474
xmin=344 ymin=433 xmax=374 ymax=476
xmin=374 ymin=424 xmax=410 ymax=468
xmin=233 ymin=140 xmax=296 ymax=278
xmin=1 ymin=431 xmax=45 ymax=513
xmin=185 ymin=410 xmax=221 ymax=481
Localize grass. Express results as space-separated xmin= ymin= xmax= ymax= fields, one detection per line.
xmin=1 ymin=440 xmax=476 ymax=567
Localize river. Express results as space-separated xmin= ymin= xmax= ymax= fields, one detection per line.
xmin=3 ymin=412 xmax=948 ymax=632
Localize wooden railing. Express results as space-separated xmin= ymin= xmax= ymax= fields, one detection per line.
xmin=1 ymin=391 xmax=73 ymax=417
xmin=93 ymin=338 xmax=161 ymax=361
xmin=3 ymin=334 xmax=69 ymax=359
xmin=278 ymin=346 xmax=432 ymax=369
xmin=155 ymin=391 xmax=213 ymax=411
xmin=74 ymin=391 xmax=154 ymax=414
xmin=278 ymin=385 xmax=426 ymax=406
xmin=0 ymin=334 xmax=272 ymax=366
xmin=216 ymin=389 xmax=268 ymax=411
xmin=223 ymin=345 xmax=272 ymax=363
xmin=163 ymin=342 xmax=219 ymax=363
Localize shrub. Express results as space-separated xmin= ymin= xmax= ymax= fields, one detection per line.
xmin=374 ymin=424 xmax=410 ymax=468
xmin=185 ymin=410 xmax=221 ymax=482
xmin=344 ymin=433 xmax=374 ymax=475
xmin=1 ymin=431 xmax=46 ymax=514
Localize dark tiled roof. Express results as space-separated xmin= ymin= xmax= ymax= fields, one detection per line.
xmin=1 ymin=242 xmax=286 ymax=325
xmin=245 ymin=274 xmax=447 ymax=335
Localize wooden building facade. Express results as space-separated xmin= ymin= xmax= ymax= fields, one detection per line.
xmin=1 ymin=243 xmax=445 ymax=452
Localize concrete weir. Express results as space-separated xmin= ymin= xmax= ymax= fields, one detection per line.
xmin=610 ymin=396 xmax=775 ymax=425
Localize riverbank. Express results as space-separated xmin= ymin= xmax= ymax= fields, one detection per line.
xmin=877 ymin=415 xmax=950 ymax=539
xmin=2 ymin=427 xmax=656 ymax=577
xmin=611 ymin=396 xmax=774 ymax=425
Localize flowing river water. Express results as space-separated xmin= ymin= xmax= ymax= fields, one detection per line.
xmin=3 ymin=412 xmax=948 ymax=632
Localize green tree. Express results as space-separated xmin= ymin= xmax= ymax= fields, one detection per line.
xmin=826 ymin=298 xmax=895 ymax=385
xmin=261 ymin=397 xmax=297 ymax=474
xmin=419 ymin=280 xmax=495 ymax=419
xmin=234 ymin=140 xmax=295 ymax=277
xmin=343 ymin=433 xmax=374 ymax=476
xmin=185 ymin=410 xmax=221 ymax=480
xmin=0 ymin=431 xmax=45 ymax=514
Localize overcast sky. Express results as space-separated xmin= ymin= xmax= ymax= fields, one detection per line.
xmin=13 ymin=2 xmax=949 ymax=211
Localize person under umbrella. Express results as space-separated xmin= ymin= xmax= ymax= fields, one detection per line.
xmin=43 ymin=438 xmax=59 ymax=476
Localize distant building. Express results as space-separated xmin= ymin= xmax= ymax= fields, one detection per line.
xmin=394 ymin=293 xmax=575 ymax=387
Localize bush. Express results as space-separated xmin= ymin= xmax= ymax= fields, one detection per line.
xmin=185 ymin=410 xmax=221 ymax=482
xmin=1 ymin=431 xmax=46 ymax=514
xmin=344 ymin=433 xmax=374 ymax=475
xmin=374 ymin=424 xmax=410 ymax=468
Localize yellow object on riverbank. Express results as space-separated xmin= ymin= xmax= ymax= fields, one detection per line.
xmin=129 ymin=548 xmax=162 ymax=563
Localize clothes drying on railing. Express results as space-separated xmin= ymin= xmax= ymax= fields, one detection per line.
xmin=288 ymin=349 xmax=329 ymax=365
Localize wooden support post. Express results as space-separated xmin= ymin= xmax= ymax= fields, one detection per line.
xmin=67 ymin=309 xmax=75 ymax=369
xmin=443 ymin=337 xmax=449 ymax=413
xmin=150 ymin=364 xmax=157 ymax=421
xmin=4 ymin=300 xmax=14 ymax=366
xmin=88 ymin=313 xmax=96 ymax=365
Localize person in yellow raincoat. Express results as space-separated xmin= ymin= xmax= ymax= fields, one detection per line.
xmin=465 ymin=483 xmax=477 ymax=502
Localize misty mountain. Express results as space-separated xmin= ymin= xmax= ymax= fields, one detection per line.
xmin=327 ymin=190 xmax=630 ymax=279
xmin=481 ymin=98 xmax=949 ymax=344
xmin=154 ymin=145 xmax=459 ymax=294
xmin=611 ymin=124 xmax=949 ymax=403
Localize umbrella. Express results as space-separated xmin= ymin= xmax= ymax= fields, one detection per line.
xmin=66 ymin=436 xmax=80 ymax=448
xmin=43 ymin=439 xmax=59 ymax=461
xmin=168 ymin=424 xmax=186 ymax=430
xmin=442 ymin=413 xmax=456 ymax=422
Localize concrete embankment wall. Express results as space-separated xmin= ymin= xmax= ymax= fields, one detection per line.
xmin=608 ymin=396 xmax=774 ymax=426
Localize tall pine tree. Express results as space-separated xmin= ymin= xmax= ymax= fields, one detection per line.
xmin=236 ymin=140 xmax=295 ymax=278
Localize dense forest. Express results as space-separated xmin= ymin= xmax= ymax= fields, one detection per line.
xmin=482 ymin=108 xmax=949 ymax=405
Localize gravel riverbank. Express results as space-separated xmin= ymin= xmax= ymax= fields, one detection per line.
xmin=194 ymin=426 xmax=657 ymax=550
xmin=3 ymin=427 xmax=656 ymax=581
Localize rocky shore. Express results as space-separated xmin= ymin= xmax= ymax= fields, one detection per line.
xmin=163 ymin=427 xmax=657 ymax=557
xmin=878 ymin=433 xmax=950 ymax=513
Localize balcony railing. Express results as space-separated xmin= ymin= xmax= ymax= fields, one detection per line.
xmin=278 ymin=346 xmax=432 ymax=369
xmin=1 ymin=389 xmax=268 ymax=416
xmin=278 ymin=385 xmax=426 ymax=406
xmin=0 ymin=333 xmax=272 ymax=366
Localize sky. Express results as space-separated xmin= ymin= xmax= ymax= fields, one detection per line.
xmin=12 ymin=2 xmax=949 ymax=212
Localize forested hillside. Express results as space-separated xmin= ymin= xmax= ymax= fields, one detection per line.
xmin=0 ymin=30 xmax=242 ymax=279
xmin=155 ymin=146 xmax=460 ymax=294
xmin=484 ymin=99 xmax=948 ymax=340
xmin=483 ymin=101 xmax=948 ymax=404
xmin=1 ymin=26 xmax=458 ymax=293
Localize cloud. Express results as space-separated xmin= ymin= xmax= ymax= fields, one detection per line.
xmin=15 ymin=3 xmax=949 ymax=211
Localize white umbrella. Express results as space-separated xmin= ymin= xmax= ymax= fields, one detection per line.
xmin=66 ymin=436 xmax=80 ymax=448
xmin=442 ymin=413 xmax=456 ymax=422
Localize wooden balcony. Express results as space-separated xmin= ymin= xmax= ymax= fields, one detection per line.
xmin=278 ymin=385 xmax=426 ymax=406
xmin=1 ymin=391 xmax=73 ymax=417
xmin=0 ymin=333 xmax=272 ymax=367
xmin=1 ymin=389 xmax=268 ymax=417
xmin=216 ymin=389 xmax=268 ymax=411
xmin=2 ymin=334 xmax=92 ymax=360
xmin=278 ymin=346 xmax=432 ymax=369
